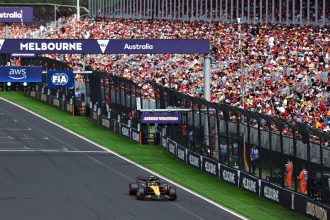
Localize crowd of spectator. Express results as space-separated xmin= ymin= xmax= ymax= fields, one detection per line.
xmin=1 ymin=16 xmax=329 ymax=134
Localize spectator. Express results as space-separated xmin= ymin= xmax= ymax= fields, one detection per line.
xmin=220 ymin=143 xmax=228 ymax=163
xmin=250 ymin=145 xmax=259 ymax=175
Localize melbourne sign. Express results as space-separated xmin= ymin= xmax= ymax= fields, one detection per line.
xmin=0 ymin=7 xmax=33 ymax=23
xmin=47 ymin=70 xmax=73 ymax=89
xmin=0 ymin=39 xmax=210 ymax=54
xmin=0 ymin=39 xmax=103 ymax=54
xmin=141 ymin=113 xmax=181 ymax=124
xmin=0 ymin=66 xmax=42 ymax=82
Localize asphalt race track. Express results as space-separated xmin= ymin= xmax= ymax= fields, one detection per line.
xmin=0 ymin=98 xmax=244 ymax=220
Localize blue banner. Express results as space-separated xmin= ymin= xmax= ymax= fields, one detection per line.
xmin=0 ymin=7 xmax=33 ymax=23
xmin=47 ymin=70 xmax=73 ymax=89
xmin=106 ymin=39 xmax=210 ymax=54
xmin=0 ymin=66 xmax=42 ymax=82
xmin=0 ymin=39 xmax=210 ymax=54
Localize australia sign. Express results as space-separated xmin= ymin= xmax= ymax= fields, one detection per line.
xmin=0 ymin=7 xmax=33 ymax=23
xmin=0 ymin=66 xmax=42 ymax=82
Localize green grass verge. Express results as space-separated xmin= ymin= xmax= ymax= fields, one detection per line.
xmin=0 ymin=92 xmax=308 ymax=220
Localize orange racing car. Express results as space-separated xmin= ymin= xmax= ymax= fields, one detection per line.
xmin=129 ymin=176 xmax=177 ymax=201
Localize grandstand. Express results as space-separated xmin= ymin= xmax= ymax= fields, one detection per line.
xmin=0 ymin=0 xmax=329 ymax=218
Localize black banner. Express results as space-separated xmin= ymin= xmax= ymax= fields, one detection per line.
xmin=260 ymin=181 xmax=292 ymax=208
xmin=260 ymin=181 xmax=281 ymax=203
xmin=167 ymin=139 xmax=177 ymax=156
xmin=220 ymin=165 xmax=238 ymax=186
xmin=161 ymin=136 xmax=167 ymax=150
xmin=121 ymin=124 xmax=130 ymax=137
xmin=202 ymin=157 xmax=219 ymax=177
xmin=239 ymin=171 xmax=259 ymax=196
xmin=177 ymin=144 xmax=186 ymax=163
xmin=187 ymin=150 xmax=201 ymax=170
xmin=131 ymin=129 xmax=140 ymax=143
xmin=294 ymin=193 xmax=329 ymax=220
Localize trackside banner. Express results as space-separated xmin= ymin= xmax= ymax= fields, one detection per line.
xmin=0 ymin=66 xmax=42 ymax=82
xmin=167 ymin=139 xmax=177 ymax=156
xmin=0 ymin=7 xmax=33 ymax=23
xmin=141 ymin=113 xmax=181 ymax=124
xmin=202 ymin=157 xmax=219 ymax=177
xmin=187 ymin=150 xmax=201 ymax=170
xmin=161 ymin=136 xmax=167 ymax=149
xmin=220 ymin=165 xmax=239 ymax=186
xmin=239 ymin=171 xmax=260 ymax=196
xmin=294 ymin=193 xmax=329 ymax=220
xmin=0 ymin=39 xmax=210 ymax=54
xmin=260 ymin=181 xmax=292 ymax=208
xmin=47 ymin=70 xmax=73 ymax=89
xmin=176 ymin=145 xmax=186 ymax=162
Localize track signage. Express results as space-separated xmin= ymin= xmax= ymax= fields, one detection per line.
xmin=239 ymin=172 xmax=260 ymax=195
xmin=187 ymin=150 xmax=201 ymax=169
xmin=0 ymin=39 xmax=210 ymax=54
xmin=220 ymin=165 xmax=238 ymax=186
xmin=0 ymin=66 xmax=42 ymax=82
xmin=202 ymin=157 xmax=219 ymax=176
xmin=141 ymin=113 xmax=181 ymax=124
xmin=47 ymin=70 xmax=73 ymax=89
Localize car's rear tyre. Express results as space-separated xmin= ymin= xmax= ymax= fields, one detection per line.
xmin=129 ymin=182 xmax=138 ymax=195
xmin=169 ymin=187 xmax=177 ymax=201
xmin=136 ymin=187 xmax=145 ymax=200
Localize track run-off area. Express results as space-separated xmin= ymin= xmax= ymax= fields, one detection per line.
xmin=0 ymin=97 xmax=245 ymax=220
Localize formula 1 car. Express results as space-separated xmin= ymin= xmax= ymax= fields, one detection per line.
xmin=129 ymin=176 xmax=177 ymax=201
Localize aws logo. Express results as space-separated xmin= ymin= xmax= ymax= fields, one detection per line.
xmin=51 ymin=73 xmax=69 ymax=85
xmin=9 ymin=68 xmax=27 ymax=80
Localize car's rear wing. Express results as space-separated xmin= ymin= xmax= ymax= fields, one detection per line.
xmin=136 ymin=176 xmax=160 ymax=182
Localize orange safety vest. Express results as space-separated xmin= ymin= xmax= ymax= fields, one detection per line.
xmin=297 ymin=169 xmax=307 ymax=194
xmin=285 ymin=162 xmax=293 ymax=188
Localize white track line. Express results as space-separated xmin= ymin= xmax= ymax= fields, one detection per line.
xmin=16 ymin=137 xmax=49 ymax=140
xmin=0 ymin=97 xmax=248 ymax=220
xmin=0 ymin=127 xmax=32 ymax=131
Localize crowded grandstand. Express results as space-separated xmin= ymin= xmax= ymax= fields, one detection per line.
xmin=3 ymin=1 xmax=329 ymax=134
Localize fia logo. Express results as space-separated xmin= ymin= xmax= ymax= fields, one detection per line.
xmin=51 ymin=73 xmax=69 ymax=85
xmin=9 ymin=68 xmax=27 ymax=80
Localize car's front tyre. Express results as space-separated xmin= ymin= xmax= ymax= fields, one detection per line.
xmin=129 ymin=182 xmax=138 ymax=195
